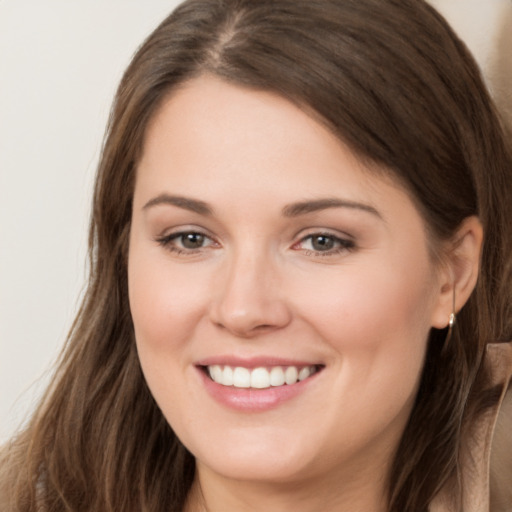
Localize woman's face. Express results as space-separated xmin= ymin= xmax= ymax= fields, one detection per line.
xmin=128 ymin=76 xmax=446 ymax=488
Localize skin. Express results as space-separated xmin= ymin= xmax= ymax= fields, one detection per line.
xmin=128 ymin=75 xmax=482 ymax=512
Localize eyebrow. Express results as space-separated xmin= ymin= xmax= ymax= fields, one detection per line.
xmin=142 ymin=194 xmax=381 ymax=219
xmin=282 ymin=198 xmax=382 ymax=218
xmin=143 ymin=194 xmax=213 ymax=215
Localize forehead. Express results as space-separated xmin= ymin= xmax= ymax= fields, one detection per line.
xmin=135 ymin=75 xmax=424 ymax=232
xmin=141 ymin=77 xmax=385 ymax=189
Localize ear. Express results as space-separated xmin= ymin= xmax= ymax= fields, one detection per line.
xmin=430 ymin=216 xmax=483 ymax=329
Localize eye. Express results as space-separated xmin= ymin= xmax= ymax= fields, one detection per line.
xmin=295 ymin=232 xmax=355 ymax=256
xmin=156 ymin=230 xmax=217 ymax=254
xmin=176 ymin=232 xmax=208 ymax=249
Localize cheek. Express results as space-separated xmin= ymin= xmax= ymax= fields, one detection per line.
xmin=290 ymin=260 xmax=435 ymax=448
xmin=300 ymin=254 xmax=435 ymax=344
xmin=128 ymin=251 xmax=209 ymax=351
xmin=127 ymin=249 xmax=210 ymax=420
xmin=292 ymin=254 xmax=436 ymax=401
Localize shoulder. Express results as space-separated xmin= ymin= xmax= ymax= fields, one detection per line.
xmin=490 ymin=384 xmax=512 ymax=511
xmin=431 ymin=342 xmax=512 ymax=512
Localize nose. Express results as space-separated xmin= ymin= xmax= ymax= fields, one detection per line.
xmin=209 ymin=249 xmax=292 ymax=338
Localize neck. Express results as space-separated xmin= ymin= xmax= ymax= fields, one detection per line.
xmin=183 ymin=461 xmax=389 ymax=512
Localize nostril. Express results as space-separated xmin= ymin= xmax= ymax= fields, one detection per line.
xmin=253 ymin=324 xmax=277 ymax=332
xmin=210 ymin=292 xmax=293 ymax=334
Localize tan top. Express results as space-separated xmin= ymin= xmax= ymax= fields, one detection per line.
xmin=431 ymin=342 xmax=512 ymax=512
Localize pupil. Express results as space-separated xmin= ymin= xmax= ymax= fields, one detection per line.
xmin=312 ymin=235 xmax=334 ymax=251
xmin=182 ymin=233 xmax=204 ymax=249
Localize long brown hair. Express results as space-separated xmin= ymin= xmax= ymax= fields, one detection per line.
xmin=2 ymin=1 xmax=512 ymax=510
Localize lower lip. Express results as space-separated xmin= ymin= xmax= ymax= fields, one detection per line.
xmin=196 ymin=367 xmax=322 ymax=412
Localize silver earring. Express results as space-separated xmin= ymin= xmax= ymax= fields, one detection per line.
xmin=442 ymin=293 xmax=456 ymax=353
xmin=448 ymin=312 xmax=455 ymax=330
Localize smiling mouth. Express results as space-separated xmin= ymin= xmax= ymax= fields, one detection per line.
xmin=203 ymin=364 xmax=323 ymax=389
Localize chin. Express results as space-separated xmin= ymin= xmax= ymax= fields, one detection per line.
xmin=198 ymin=454 xmax=316 ymax=484
xmin=186 ymin=426 xmax=327 ymax=484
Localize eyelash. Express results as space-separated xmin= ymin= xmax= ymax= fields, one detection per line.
xmin=156 ymin=231 xmax=217 ymax=255
xmin=295 ymin=232 xmax=355 ymax=256
xmin=155 ymin=231 xmax=355 ymax=257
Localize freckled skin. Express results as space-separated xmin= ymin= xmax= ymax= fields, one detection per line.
xmin=128 ymin=75 xmax=448 ymax=511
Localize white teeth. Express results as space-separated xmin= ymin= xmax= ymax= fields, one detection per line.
xmin=269 ymin=366 xmax=285 ymax=386
xmin=251 ymin=367 xmax=270 ymax=388
xmin=207 ymin=365 xmax=318 ymax=389
xmin=222 ymin=366 xmax=234 ymax=386
xmin=298 ymin=366 xmax=311 ymax=381
xmin=285 ymin=366 xmax=298 ymax=385
xmin=233 ymin=367 xmax=251 ymax=388
xmin=209 ymin=365 xmax=222 ymax=382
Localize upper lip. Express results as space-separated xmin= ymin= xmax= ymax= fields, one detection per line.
xmin=195 ymin=355 xmax=324 ymax=369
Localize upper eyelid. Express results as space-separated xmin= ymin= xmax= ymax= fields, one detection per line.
xmin=296 ymin=233 xmax=354 ymax=246
xmin=294 ymin=227 xmax=355 ymax=242
xmin=156 ymin=225 xmax=216 ymax=239
xmin=154 ymin=226 xmax=355 ymax=246
xmin=294 ymin=236 xmax=356 ymax=259
xmin=300 ymin=232 xmax=349 ymax=241
xmin=291 ymin=230 xmax=355 ymax=250
xmin=158 ymin=231 xmax=216 ymax=244
xmin=155 ymin=231 xmax=218 ymax=256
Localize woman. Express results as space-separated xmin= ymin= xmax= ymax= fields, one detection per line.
xmin=2 ymin=0 xmax=512 ymax=510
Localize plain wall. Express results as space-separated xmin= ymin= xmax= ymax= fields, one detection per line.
xmin=0 ymin=0 xmax=182 ymax=441
xmin=1 ymin=0 xmax=511 ymax=442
